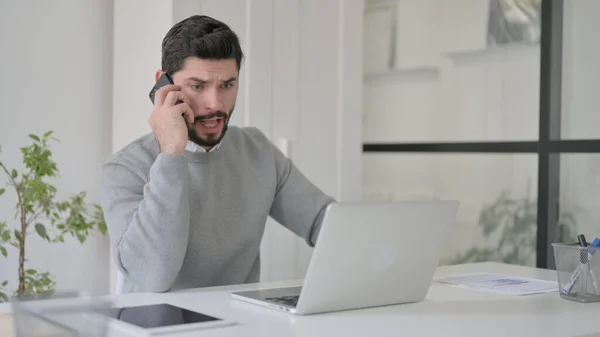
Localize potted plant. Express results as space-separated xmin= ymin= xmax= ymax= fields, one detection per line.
xmin=449 ymin=190 xmax=576 ymax=265
xmin=0 ymin=131 xmax=107 ymax=302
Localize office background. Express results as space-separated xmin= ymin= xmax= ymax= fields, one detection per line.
xmin=0 ymin=0 xmax=362 ymax=296
xmin=0 ymin=0 xmax=597 ymax=297
xmin=363 ymin=0 xmax=600 ymax=270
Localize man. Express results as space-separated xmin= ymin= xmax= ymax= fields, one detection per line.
xmin=99 ymin=15 xmax=335 ymax=293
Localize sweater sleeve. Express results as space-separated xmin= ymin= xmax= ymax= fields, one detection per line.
xmin=267 ymin=141 xmax=336 ymax=247
xmin=99 ymin=153 xmax=191 ymax=292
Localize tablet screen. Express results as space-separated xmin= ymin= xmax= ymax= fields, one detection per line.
xmin=95 ymin=303 xmax=221 ymax=329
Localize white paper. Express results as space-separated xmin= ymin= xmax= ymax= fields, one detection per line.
xmin=434 ymin=272 xmax=559 ymax=296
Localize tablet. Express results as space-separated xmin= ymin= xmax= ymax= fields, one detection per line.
xmin=93 ymin=303 xmax=235 ymax=335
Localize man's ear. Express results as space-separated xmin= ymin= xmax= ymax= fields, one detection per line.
xmin=155 ymin=70 xmax=165 ymax=82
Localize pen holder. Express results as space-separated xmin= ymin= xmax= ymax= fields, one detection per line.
xmin=552 ymin=243 xmax=600 ymax=303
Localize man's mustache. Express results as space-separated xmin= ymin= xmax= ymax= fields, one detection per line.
xmin=194 ymin=111 xmax=228 ymax=122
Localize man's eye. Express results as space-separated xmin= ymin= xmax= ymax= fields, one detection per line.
xmin=221 ymin=83 xmax=234 ymax=89
xmin=191 ymin=84 xmax=203 ymax=90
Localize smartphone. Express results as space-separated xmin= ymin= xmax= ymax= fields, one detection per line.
xmin=149 ymin=73 xmax=183 ymax=105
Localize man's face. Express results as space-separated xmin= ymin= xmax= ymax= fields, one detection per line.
xmin=167 ymin=57 xmax=239 ymax=148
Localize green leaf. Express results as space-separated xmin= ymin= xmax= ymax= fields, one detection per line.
xmin=98 ymin=221 xmax=107 ymax=236
xmin=11 ymin=169 xmax=17 ymax=179
xmin=0 ymin=247 xmax=6 ymax=258
xmin=29 ymin=134 xmax=40 ymax=142
xmin=1 ymin=281 xmax=7 ymax=287
xmin=76 ymin=233 xmax=86 ymax=244
xmin=26 ymin=269 xmax=37 ymax=275
xmin=14 ymin=229 xmax=22 ymax=242
xmin=43 ymin=131 xmax=54 ymax=138
xmin=0 ymin=188 xmax=5 ymax=196
xmin=0 ymin=292 xmax=8 ymax=303
xmin=35 ymin=223 xmax=48 ymax=240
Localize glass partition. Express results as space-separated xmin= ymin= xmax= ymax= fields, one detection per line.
xmin=362 ymin=0 xmax=600 ymax=269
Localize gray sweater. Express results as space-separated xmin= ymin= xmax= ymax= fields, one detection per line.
xmin=99 ymin=126 xmax=335 ymax=293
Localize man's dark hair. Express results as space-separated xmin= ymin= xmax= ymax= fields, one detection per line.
xmin=161 ymin=15 xmax=244 ymax=75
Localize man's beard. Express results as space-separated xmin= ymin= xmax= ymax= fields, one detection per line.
xmin=186 ymin=108 xmax=233 ymax=147
xmin=187 ymin=109 xmax=232 ymax=147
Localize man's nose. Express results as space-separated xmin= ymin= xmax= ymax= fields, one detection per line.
xmin=204 ymin=87 xmax=224 ymax=112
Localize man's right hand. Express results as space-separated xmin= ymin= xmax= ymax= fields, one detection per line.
xmin=148 ymin=85 xmax=195 ymax=154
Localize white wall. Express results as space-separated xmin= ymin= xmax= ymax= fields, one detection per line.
xmin=0 ymin=0 xmax=113 ymax=295
xmin=112 ymin=0 xmax=174 ymax=152
xmin=110 ymin=0 xmax=363 ymax=290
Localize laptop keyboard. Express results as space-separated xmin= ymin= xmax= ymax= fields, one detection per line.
xmin=265 ymin=295 xmax=299 ymax=307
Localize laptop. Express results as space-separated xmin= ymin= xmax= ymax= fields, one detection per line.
xmin=231 ymin=200 xmax=459 ymax=315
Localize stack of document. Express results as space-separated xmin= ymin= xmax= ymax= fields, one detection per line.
xmin=434 ymin=272 xmax=559 ymax=296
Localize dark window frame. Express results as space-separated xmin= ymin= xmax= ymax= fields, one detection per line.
xmin=362 ymin=0 xmax=594 ymax=269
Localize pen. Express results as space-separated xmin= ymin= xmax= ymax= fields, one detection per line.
xmin=561 ymin=235 xmax=589 ymax=295
xmin=579 ymin=234 xmax=589 ymax=295
xmin=578 ymin=234 xmax=588 ymax=247
xmin=579 ymin=235 xmax=588 ymax=295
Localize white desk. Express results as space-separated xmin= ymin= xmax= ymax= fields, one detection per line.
xmin=2 ymin=262 xmax=600 ymax=337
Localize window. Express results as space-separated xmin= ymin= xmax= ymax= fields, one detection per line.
xmin=364 ymin=153 xmax=538 ymax=266
xmin=362 ymin=0 xmax=600 ymax=269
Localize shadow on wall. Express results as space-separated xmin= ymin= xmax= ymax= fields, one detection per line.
xmin=445 ymin=190 xmax=577 ymax=266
